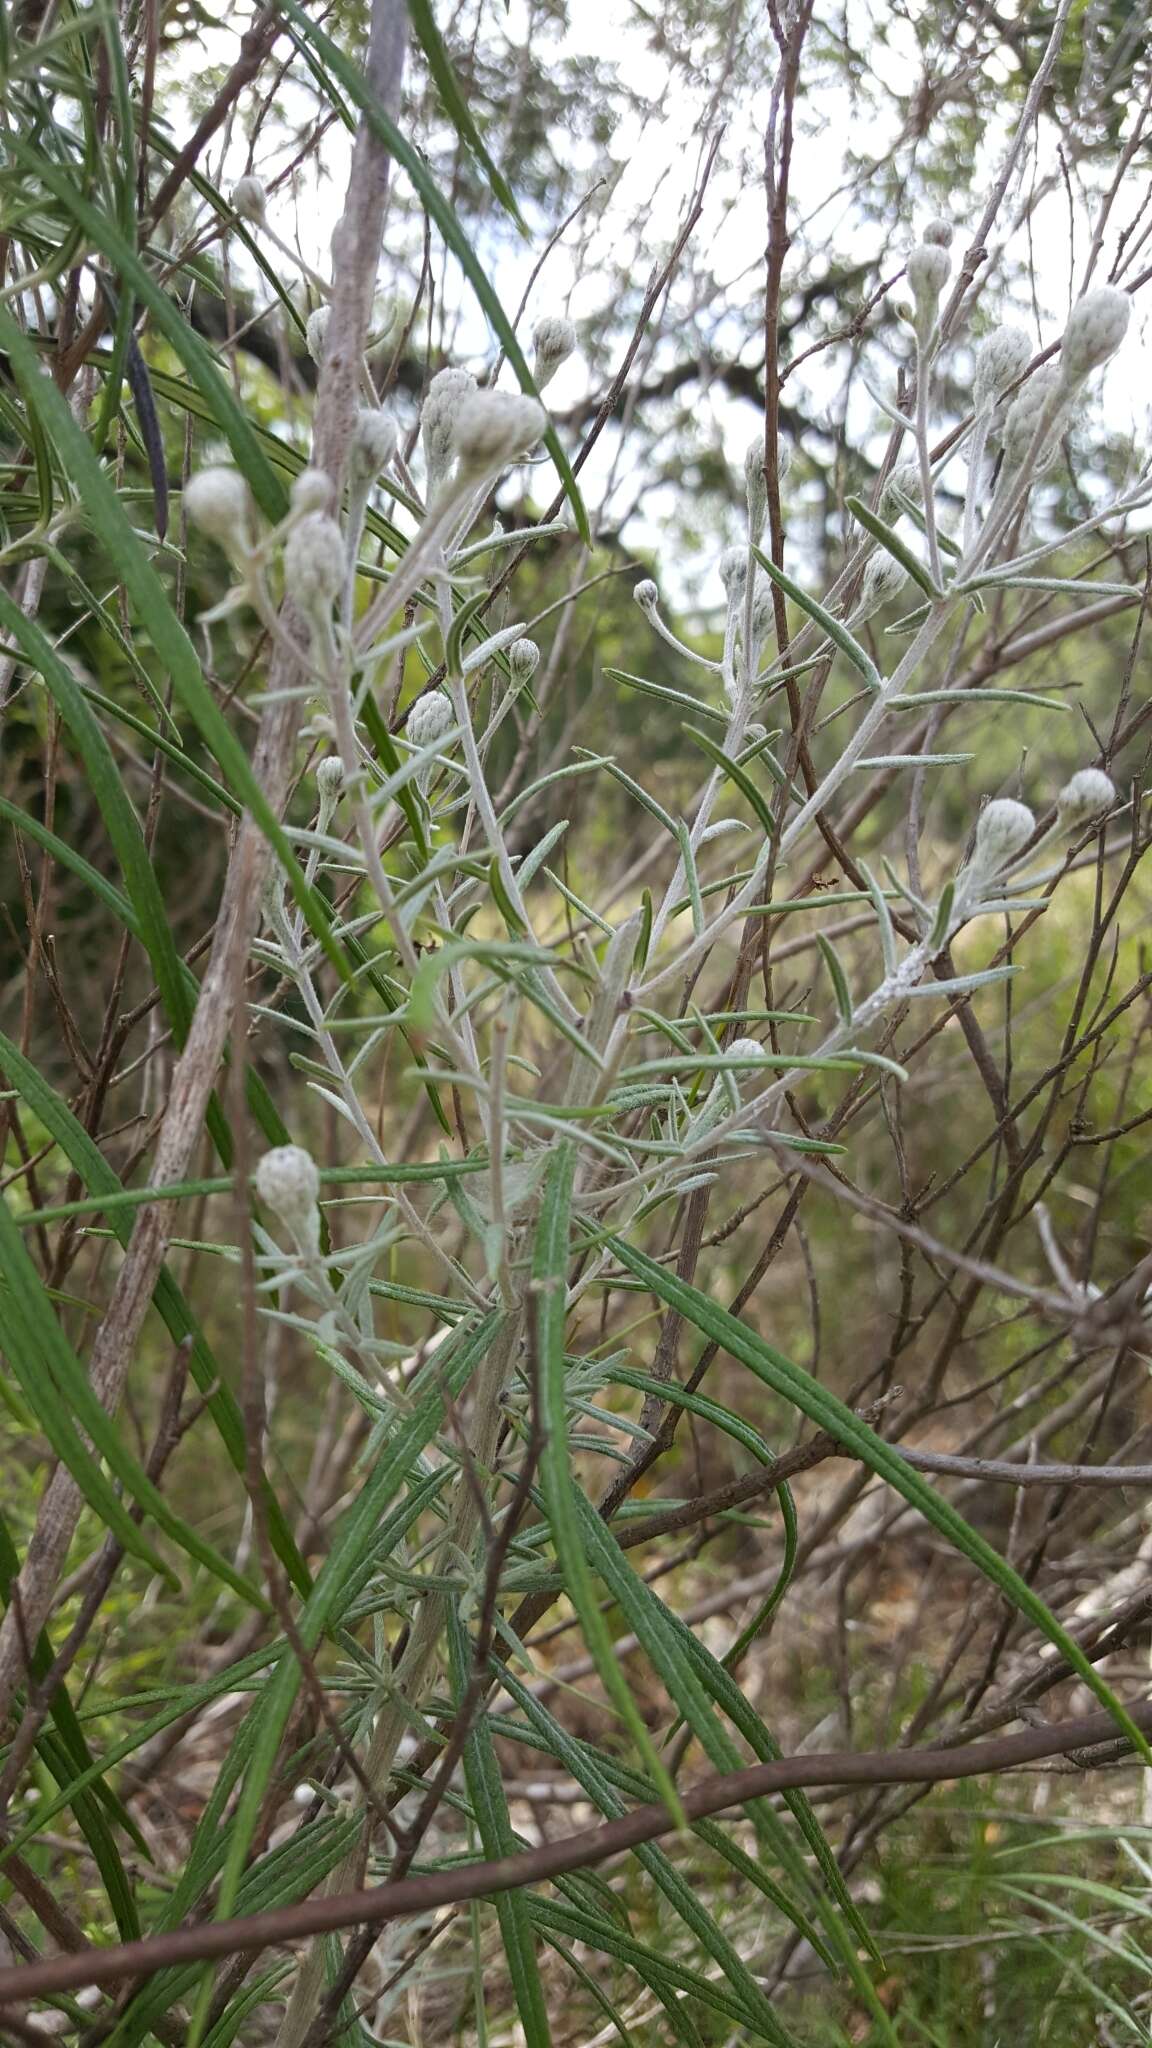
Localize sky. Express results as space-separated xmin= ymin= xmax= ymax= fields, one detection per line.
xmin=184 ymin=0 xmax=1149 ymax=610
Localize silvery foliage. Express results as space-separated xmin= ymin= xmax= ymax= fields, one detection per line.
xmin=191 ymin=257 xmax=1138 ymax=1647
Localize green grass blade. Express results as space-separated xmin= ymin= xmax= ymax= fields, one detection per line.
xmin=533 ymin=1145 xmax=685 ymax=1822
xmin=405 ymin=0 xmax=527 ymax=229
xmin=448 ymin=1613 xmax=552 ymax=2046
xmin=274 ymin=0 xmax=590 ymax=542
xmin=0 ymin=1189 xmax=268 ymax=1606
xmin=0 ymin=304 xmax=348 ymax=981
xmin=0 ymin=1030 xmax=310 ymax=1598
xmin=606 ymin=1232 xmax=1152 ymax=1762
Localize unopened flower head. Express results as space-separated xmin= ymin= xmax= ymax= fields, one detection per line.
xmin=532 ymin=314 xmax=577 ymax=389
xmin=749 ymin=570 xmax=775 ymax=638
xmin=1001 ymin=368 xmax=1064 ymax=471
xmin=316 ymin=755 xmax=345 ymax=802
xmin=453 ymin=390 xmax=546 ymax=478
xmin=744 ymin=437 xmax=767 ymax=537
xmin=744 ymin=436 xmax=788 ymax=543
xmin=881 ymin=459 xmax=923 ymax=515
xmin=291 ymin=468 xmax=332 ymax=518
xmin=509 ymin=637 xmax=541 ymax=684
xmin=922 ymin=218 xmax=953 ymax=248
xmin=1059 ymin=286 xmax=1130 ymax=387
xmin=420 ymin=366 xmax=476 ymax=492
xmin=719 ymin=545 xmax=749 ymax=596
xmin=1057 ymin=767 xmax=1116 ymax=832
xmin=232 ymin=176 xmax=267 ymax=227
xmin=906 ymin=241 xmax=950 ymax=335
xmin=255 ymin=1144 xmax=321 ymax=1253
xmin=633 ymin=577 xmax=659 ymax=614
xmin=305 ymin=306 xmax=329 ymax=366
xmin=852 ymin=549 xmax=906 ymax=625
xmin=184 ymin=466 xmax=251 ymax=551
xmin=283 ymin=513 xmax=346 ymax=616
xmin=315 ymin=755 xmax=344 ymax=831
xmin=973 ymin=324 xmax=1032 ymax=412
xmin=971 ymin=797 xmax=1035 ymax=879
xmin=725 ymin=1036 xmax=765 ymax=1070
xmin=407 ymin=687 xmax=454 ymax=752
xmin=349 ymin=407 xmax=398 ymax=484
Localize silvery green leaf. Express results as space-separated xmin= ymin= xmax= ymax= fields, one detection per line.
xmin=903 ymin=965 xmax=1020 ymax=997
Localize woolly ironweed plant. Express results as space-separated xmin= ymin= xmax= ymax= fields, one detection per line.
xmin=1 ymin=1 xmax=1152 ymax=2043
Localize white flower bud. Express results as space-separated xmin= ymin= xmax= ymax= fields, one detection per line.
xmin=420 ymin=367 xmax=476 ymax=491
xmin=509 ymin=637 xmax=540 ymax=684
xmin=283 ymin=513 xmax=346 ymax=615
xmin=922 ymin=218 xmax=953 ymax=248
xmin=315 ymin=755 xmax=344 ymax=832
xmin=851 ymin=549 xmax=907 ymax=625
xmin=232 ymin=176 xmax=267 ymax=227
xmin=973 ymin=324 xmax=1032 ymax=412
xmin=316 ymin=755 xmax=345 ymax=801
xmin=861 ymin=550 xmax=906 ymax=607
xmin=532 ymin=314 xmax=577 ymax=389
xmin=349 ymin=408 xmax=398 ymax=485
xmin=305 ymin=306 xmax=329 ymax=366
xmin=1001 ymin=368 xmax=1064 ymax=470
xmin=453 ymin=390 xmax=546 ymax=477
xmin=184 ymin=467 xmax=251 ymax=550
xmin=255 ymin=1144 xmax=321 ymax=1252
xmin=906 ymin=242 xmax=950 ymax=332
xmin=1057 ymin=767 xmax=1116 ymax=832
xmin=972 ymin=797 xmax=1035 ymax=876
xmin=1059 ymin=286 xmax=1131 ymax=386
xmin=406 ymin=688 xmax=454 ymax=752
xmin=749 ymin=571 xmax=775 ymax=637
xmin=291 ymin=468 xmax=333 ymax=517
xmin=724 ymin=1037 xmax=765 ymax=1067
xmin=719 ymin=545 xmax=749 ymax=595
xmin=880 ymin=459 xmax=923 ymax=515
xmin=633 ymin=578 xmax=659 ymax=613
xmin=744 ymin=437 xmax=767 ymax=538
